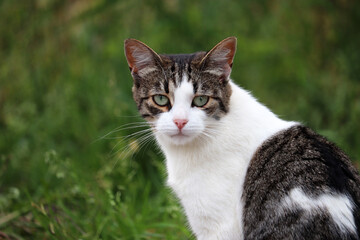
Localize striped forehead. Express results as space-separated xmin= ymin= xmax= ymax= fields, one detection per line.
xmin=164 ymin=54 xmax=196 ymax=85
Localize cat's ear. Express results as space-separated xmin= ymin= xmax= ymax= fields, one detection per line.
xmin=124 ymin=39 xmax=162 ymax=75
xmin=200 ymin=37 xmax=237 ymax=82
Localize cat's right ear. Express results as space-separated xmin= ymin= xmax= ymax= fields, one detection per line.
xmin=124 ymin=39 xmax=162 ymax=75
xmin=199 ymin=37 xmax=237 ymax=83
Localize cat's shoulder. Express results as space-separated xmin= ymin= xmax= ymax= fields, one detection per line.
xmin=242 ymin=124 xmax=360 ymax=239
xmin=245 ymin=124 xmax=360 ymax=195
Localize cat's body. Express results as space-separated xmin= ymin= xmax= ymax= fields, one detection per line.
xmin=124 ymin=37 xmax=360 ymax=239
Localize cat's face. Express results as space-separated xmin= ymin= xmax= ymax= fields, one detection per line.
xmin=124 ymin=37 xmax=236 ymax=146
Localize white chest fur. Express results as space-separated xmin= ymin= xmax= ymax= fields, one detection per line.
xmin=166 ymin=147 xmax=247 ymax=239
xmin=156 ymin=82 xmax=296 ymax=240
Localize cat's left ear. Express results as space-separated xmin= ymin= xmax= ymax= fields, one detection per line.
xmin=200 ymin=37 xmax=237 ymax=82
xmin=124 ymin=39 xmax=163 ymax=75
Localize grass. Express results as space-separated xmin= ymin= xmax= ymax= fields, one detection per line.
xmin=0 ymin=0 xmax=359 ymax=239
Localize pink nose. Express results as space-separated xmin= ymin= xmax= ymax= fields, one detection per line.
xmin=173 ymin=119 xmax=188 ymax=130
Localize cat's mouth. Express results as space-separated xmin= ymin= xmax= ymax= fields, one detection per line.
xmin=171 ymin=132 xmax=187 ymax=137
xmin=167 ymin=132 xmax=194 ymax=145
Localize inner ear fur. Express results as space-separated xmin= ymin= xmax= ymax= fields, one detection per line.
xmin=124 ymin=39 xmax=163 ymax=74
xmin=199 ymin=37 xmax=237 ymax=79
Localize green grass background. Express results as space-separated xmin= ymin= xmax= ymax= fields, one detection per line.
xmin=1 ymin=0 xmax=359 ymax=239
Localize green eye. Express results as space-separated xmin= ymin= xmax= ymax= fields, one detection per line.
xmin=153 ymin=95 xmax=169 ymax=106
xmin=193 ymin=96 xmax=209 ymax=107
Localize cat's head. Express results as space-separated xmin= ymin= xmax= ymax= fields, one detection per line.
xmin=124 ymin=37 xmax=236 ymax=146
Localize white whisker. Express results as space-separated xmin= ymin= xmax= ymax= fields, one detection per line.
xmin=110 ymin=131 xmax=155 ymax=170
xmin=92 ymin=121 xmax=152 ymax=143
xmin=109 ymin=129 xmax=153 ymax=156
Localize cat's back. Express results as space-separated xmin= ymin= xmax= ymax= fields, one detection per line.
xmin=243 ymin=125 xmax=360 ymax=240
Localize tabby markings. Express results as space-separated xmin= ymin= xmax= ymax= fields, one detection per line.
xmin=137 ymin=66 xmax=158 ymax=77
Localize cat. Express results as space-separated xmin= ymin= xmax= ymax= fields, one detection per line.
xmin=124 ymin=37 xmax=360 ymax=240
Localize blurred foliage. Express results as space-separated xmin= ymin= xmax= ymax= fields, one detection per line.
xmin=0 ymin=0 xmax=359 ymax=239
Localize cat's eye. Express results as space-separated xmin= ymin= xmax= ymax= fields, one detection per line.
xmin=193 ymin=96 xmax=209 ymax=107
xmin=153 ymin=95 xmax=169 ymax=106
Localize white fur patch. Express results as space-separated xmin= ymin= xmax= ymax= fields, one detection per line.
xmin=282 ymin=188 xmax=356 ymax=234
xmin=204 ymin=69 xmax=223 ymax=76
xmin=173 ymin=75 xmax=193 ymax=109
